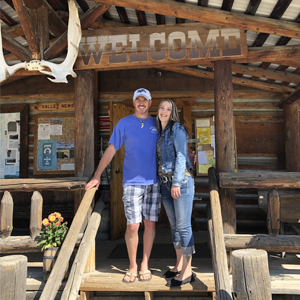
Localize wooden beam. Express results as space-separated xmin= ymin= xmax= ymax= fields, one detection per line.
xmin=160 ymin=66 xmax=295 ymax=94
xmin=29 ymin=1 xmax=49 ymax=59
xmin=3 ymin=24 xmax=24 ymax=38
xmin=214 ymin=61 xmax=236 ymax=234
xmin=135 ymin=9 xmax=147 ymax=26
xmin=279 ymin=86 xmax=300 ymax=108
xmin=0 ymin=177 xmax=88 ymax=192
xmin=2 ymin=31 xmax=31 ymax=61
xmin=43 ymin=0 xmax=68 ymax=37
xmin=12 ymin=0 xmax=39 ymax=55
xmin=94 ymin=0 xmax=300 ymax=39
xmin=283 ymin=103 xmax=300 ymax=171
xmin=219 ymin=171 xmax=300 ymax=189
xmin=0 ymin=8 xmax=18 ymax=26
xmin=44 ymin=3 xmax=111 ymax=60
xmin=224 ymin=233 xmax=300 ymax=253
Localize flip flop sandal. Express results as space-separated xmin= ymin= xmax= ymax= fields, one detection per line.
xmin=139 ymin=270 xmax=152 ymax=282
xmin=122 ymin=271 xmax=137 ymax=283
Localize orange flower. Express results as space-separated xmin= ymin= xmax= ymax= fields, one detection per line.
xmin=48 ymin=214 xmax=56 ymax=222
xmin=59 ymin=217 xmax=64 ymax=222
xmin=42 ymin=218 xmax=50 ymax=226
xmin=54 ymin=212 xmax=61 ymax=218
xmin=55 ymin=222 xmax=60 ymax=227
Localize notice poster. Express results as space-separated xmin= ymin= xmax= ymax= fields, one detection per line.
xmin=0 ymin=113 xmax=20 ymax=179
xmin=38 ymin=140 xmax=57 ymax=170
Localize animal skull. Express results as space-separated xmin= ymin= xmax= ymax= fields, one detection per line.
xmin=0 ymin=0 xmax=82 ymax=84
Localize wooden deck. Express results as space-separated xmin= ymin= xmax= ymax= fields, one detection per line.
xmin=17 ymin=229 xmax=300 ymax=297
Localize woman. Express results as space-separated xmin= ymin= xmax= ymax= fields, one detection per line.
xmin=156 ymin=99 xmax=195 ymax=287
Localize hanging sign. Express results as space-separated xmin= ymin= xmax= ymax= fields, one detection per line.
xmin=99 ymin=116 xmax=110 ymax=131
xmin=34 ymin=102 xmax=75 ymax=113
xmin=76 ymin=23 xmax=247 ymax=70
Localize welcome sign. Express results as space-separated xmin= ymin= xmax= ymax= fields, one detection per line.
xmin=75 ymin=23 xmax=247 ymax=71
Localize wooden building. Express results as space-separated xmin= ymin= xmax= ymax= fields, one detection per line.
xmin=1 ymin=0 xmax=300 ymax=299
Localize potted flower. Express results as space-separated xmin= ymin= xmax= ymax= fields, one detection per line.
xmin=37 ymin=212 xmax=69 ymax=282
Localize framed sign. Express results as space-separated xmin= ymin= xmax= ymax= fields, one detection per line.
xmin=33 ymin=114 xmax=75 ymax=175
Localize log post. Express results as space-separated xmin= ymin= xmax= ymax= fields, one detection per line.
xmin=267 ymin=188 xmax=280 ymax=237
xmin=0 ymin=255 xmax=27 ymax=300
xmin=0 ymin=191 xmax=14 ymax=238
xmin=208 ymin=167 xmax=232 ymax=300
xmin=214 ymin=60 xmax=236 ymax=234
xmin=30 ymin=191 xmax=43 ymax=239
xmin=74 ymin=69 xmax=98 ymax=212
xmin=231 ymin=249 xmax=272 ymax=300
xmin=283 ymin=103 xmax=300 ymax=172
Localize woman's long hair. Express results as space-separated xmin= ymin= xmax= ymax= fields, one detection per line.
xmin=156 ymin=99 xmax=181 ymax=133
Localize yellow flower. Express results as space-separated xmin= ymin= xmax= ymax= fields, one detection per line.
xmin=54 ymin=212 xmax=61 ymax=218
xmin=48 ymin=214 xmax=56 ymax=222
xmin=42 ymin=218 xmax=50 ymax=226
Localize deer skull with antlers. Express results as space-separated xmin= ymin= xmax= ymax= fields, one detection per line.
xmin=0 ymin=0 xmax=81 ymax=84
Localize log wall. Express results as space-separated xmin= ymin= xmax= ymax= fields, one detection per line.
xmin=0 ymin=68 xmax=297 ymax=227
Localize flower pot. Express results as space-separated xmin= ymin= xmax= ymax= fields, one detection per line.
xmin=43 ymin=247 xmax=68 ymax=282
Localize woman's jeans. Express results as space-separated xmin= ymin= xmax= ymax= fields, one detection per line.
xmin=160 ymin=175 xmax=195 ymax=255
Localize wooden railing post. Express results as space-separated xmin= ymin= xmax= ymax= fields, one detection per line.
xmin=30 ymin=191 xmax=43 ymax=239
xmin=61 ymin=201 xmax=104 ymax=300
xmin=0 ymin=191 xmax=14 ymax=239
xmin=231 ymin=249 xmax=272 ymax=300
xmin=39 ymin=187 xmax=97 ymax=300
xmin=208 ymin=167 xmax=232 ymax=300
xmin=267 ymin=188 xmax=280 ymax=237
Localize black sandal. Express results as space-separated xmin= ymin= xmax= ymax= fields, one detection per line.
xmin=166 ymin=273 xmax=195 ymax=287
xmin=163 ymin=269 xmax=181 ymax=279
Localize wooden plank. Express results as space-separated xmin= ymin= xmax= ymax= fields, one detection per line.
xmin=283 ymin=103 xmax=300 ymax=171
xmin=3 ymin=24 xmax=24 ymax=39
xmin=30 ymin=191 xmax=43 ymax=239
xmin=267 ymin=188 xmax=280 ymax=237
xmin=224 ymin=234 xmax=300 ymax=253
xmin=39 ymin=188 xmax=96 ymax=300
xmin=12 ymin=0 xmax=39 ymax=54
xmin=61 ymin=201 xmax=105 ymax=300
xmin=0 ymin=191 xmax=14 ymax=239
xmin=214 ymin=61 xmax=236 ymax=234
xmin=219 ymin=172 xmax=300 ymax=189
xmin=0 ymin=177 xmax=88 ymax=192
xmin=94 ymin=0 xmax=300 ymax=39
xmin=0 ymin=8 xmax=18 ymax=26
xmin=208 ymin=168 xmax=232 ymax=300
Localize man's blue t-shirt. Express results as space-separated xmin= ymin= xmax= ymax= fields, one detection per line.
xmin=109 ymin=115 xmax=159 ymax=185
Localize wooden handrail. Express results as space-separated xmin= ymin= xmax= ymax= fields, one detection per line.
xmin=39 ymin=187 xmax=97 ymax=300
xmin=208 ymin=167 xmax=232 ymax=300
xmin=219 ymin=171 xmax=300 ymax=189
xmin=61 ymin=201 xmax=105 ymax=300
xmin=0 ymin=177 xmax=88 ymax=192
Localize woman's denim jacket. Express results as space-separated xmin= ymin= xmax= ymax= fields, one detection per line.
xmin=158 ymin=122 xmax=193 ymax=187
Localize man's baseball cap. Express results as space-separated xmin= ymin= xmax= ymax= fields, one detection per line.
xmin=133 ymin=88 xmax=152 ymax=101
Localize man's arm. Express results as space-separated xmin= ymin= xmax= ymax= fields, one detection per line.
xmin=85 ymin=144 xmax=117 ymax=190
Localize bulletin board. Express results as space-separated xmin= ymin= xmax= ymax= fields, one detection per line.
xmin=195 ymin=117 xmax=237 ymax=176
xmin=33 ymin=114 xmax=75 ymax=175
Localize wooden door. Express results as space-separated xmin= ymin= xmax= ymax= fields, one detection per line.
xmin=109 ymin=102 xmax=134 ymax=240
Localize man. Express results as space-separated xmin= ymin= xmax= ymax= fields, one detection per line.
xmin=86 ymin=88 xmax=159 ymax=283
